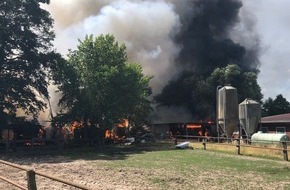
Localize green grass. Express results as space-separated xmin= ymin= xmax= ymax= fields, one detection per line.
xmin=112 ymin=146 xmax=288 ymax=175
xmin=4 ymin=141 xmax=289 ymax=189
xmin=61 ymin=141 xmax=290 ymax=189
xmin=121 ymin=143 xmax=289 ymax=189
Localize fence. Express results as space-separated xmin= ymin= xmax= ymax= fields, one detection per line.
xmin=175 ymin=135 xmax=289 ymax=161
xmin=0 ymin=159 xmax=94 ymax=190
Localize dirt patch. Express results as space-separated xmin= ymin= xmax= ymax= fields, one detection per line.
xmin=0 ymin=158 xmax=161 ymax=190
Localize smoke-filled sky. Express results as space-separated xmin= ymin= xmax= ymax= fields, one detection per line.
xmin=46 ymin=0 xmax=183 ymax=96
xmin=41 ymin=0 xmax=290 ymax=122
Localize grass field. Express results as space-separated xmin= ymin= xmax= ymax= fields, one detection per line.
xmin=191 ymin=140 xmax=288 ymax=160
xmin=61 ymin=141 xmax=290 ymax=189
xmin=1 ymin=141 xmax=290 ymax=189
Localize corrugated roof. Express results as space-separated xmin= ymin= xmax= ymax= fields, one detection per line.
xmin=261 ymin=113 xmax=290 ymax=123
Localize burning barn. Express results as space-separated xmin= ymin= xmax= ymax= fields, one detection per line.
xmin=0 ymin=121 xmax=45 ymax=147
xmin=150 ymin=85 xmax=263 ymax=141
xmin=41 ymin=0 xmax=264 ymax=143
xmin=149 ymin=122 xmax=216 ymax=140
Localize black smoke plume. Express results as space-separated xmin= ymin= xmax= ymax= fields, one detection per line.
xmin=175 ymin=0 xmax=258 ymax=74
xmin=155 ymin=0 xmax=261 ymax=121
xmin=44 ymin=0 xmax=261 ymax=123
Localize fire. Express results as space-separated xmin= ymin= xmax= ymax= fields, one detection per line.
xmin=186 ymin=124 xmax=202 ymax=129
xmin=51 ymin=119 xmax=129 ymax=142
xmin=105 ymin=119 xmax=129 ymax=141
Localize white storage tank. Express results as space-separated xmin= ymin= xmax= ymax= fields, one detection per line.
xmin=251 ymin=131 xmax=289 ymax=144
xmin=239 ymin=98 xmax=261 ymax=137
xmin=217 ymin=85 xmax=239 ymax=138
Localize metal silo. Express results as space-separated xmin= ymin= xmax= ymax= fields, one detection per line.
xmin=239 ymin=98 xmax=261 ymax=138
xmin=217 ymin=85 xmax=239 ymax=139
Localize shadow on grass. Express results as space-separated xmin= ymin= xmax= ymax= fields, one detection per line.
xmin=0 ymin=140 xmax=177 ymax=165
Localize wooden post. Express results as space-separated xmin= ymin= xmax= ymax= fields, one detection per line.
xmin=282 ymin=142 xmax=288 ymax=161
xmin=236 ymin=138 xmax=241 ymax=155
xmin=6 ymin=129 xmax=10 ymax=153
xmin=174 ymin=135 xmax=177 ymax=145
xmin=58 ymin=139 xmax=64 ymax=151
xmin=27 ymin=169 xmax=37 ymax=190
xmin=5 ymin=140 xmax=9 ymax=153
xmin=31 ymin=139 xmax=34 ymax=152
xmin=202 ymin=138 xmax=206 ymax=150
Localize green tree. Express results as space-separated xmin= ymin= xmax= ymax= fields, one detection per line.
xmin=155 ymin=64 xmax=263 ymax=120
xmin=55 ymin=34 xmax=152 ymax=132
xmin=208 ymin=64 xmax=263 ymax=102
xmin=262 ymin=94 xmax=290 ymax=117
xmin=0 ymin=0 xmax=60 ymax=121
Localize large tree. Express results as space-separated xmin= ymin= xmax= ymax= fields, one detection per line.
xmin=155 ymin=64 xmax=263 ymax=120
xmin=208 ymin=64 xmax=263 ymax=102
xmin=262 ymin=94 xmax=290 ymax=117
xmin=0 ymin=0 xmax=60 ymax=121
xmin=55 ymin=34 xmax=152 ymax=131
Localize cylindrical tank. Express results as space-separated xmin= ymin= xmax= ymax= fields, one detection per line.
xmin=251 ymin=131 xmax=289 ymax=144
xmin=217 ymin=85 xmax=239 ymax=138
xmin=239 ymin=98 xmax=261 ymax=137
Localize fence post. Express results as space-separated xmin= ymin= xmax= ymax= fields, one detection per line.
xmin=174 ymin=134 xmax=177 ymax=145
xmin=27 ymin=169 xmax=37 ymax=190
xmin=236 ymin=138 xmax=241 ymax=155
xmin=31 ymin=139 xmax=34 ymax=152
xmin=6 ymin=140 xmax=10 ymax=153
xmin=282 ymin=142 xmax=288 ymax=161
xmin=202 ymin=138 xmax=206 ymax=150
xmin=6 ymin=129 xmax=11 ymax=153
xmin=58 ymin=139 xmax=64 ymax=151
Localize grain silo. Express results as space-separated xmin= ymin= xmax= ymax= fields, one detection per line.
xmin=239 ymin=98 xmax=261 ymax=139
xmin=217 ymin=85 xmax=239 ymax=139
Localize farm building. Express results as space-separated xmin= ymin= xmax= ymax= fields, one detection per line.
xmin=260 ymin=113 xmax=290 ymax=137
xmin=149 ymin=122 xmax=217 ymax=139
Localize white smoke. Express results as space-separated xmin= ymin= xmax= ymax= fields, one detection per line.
xmin=40 ymin=0 xmax=186 ymax=123
xmin=45 ymin=0 xmax=182 ymax=95
xmin=46 ymin=0 xmax=113 ymax=28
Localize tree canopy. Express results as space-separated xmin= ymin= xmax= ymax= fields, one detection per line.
xmin=155 ymin=64 xmax=263 ymax=120
xmin=208 ymin=64 xmax=263 ymax=102
xmin=54 ymin=34 xmax=152 ymax=129
xmin=0 ymin=0 xmax=60 ymax=121
xmin=262 ymin=94 xmax=290 ymax=117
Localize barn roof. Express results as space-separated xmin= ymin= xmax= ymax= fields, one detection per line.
xmin=261 ymin=113 xmax=290 ymax=123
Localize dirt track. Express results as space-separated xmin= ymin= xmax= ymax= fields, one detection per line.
xmin=0 ymin=155 xmax=162 ymax=190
